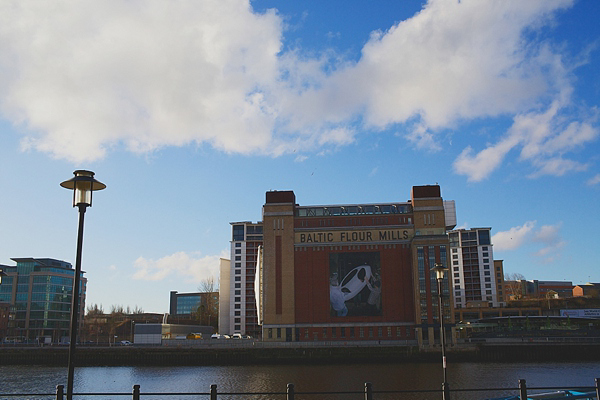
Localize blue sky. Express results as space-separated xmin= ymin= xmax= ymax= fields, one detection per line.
xmin=0 ymin=0 xmax=599 ymax=313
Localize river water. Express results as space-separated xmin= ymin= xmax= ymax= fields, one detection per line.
xmin=0 ymin=362 xmax=599 ymax=399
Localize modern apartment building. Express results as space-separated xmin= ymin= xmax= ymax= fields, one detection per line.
xmin=0 ymin=258 xmax=86 ymax=343
xmin=223 ymin=221 xmax=263 ymax=338
xmin=448 ymin=228 xmax=504 ymax=308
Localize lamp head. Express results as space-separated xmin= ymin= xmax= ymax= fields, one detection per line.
xmin=60 ymin=170 xmax=106 ymax=207
xmin=431 ymin=263 xmax=448 ymax=280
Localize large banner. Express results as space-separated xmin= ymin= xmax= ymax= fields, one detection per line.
xmin=329 ymin=252 xmax=382 ymax=317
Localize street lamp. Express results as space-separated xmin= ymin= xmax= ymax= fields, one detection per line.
xmin=0 ymin=269 xmax=6 ymax=284
xmin=431 ymin=262 xmax=450 ymax=400
xmin=61 ymin=170 xmax=105 ymax=400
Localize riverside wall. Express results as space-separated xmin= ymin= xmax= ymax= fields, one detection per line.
xmin=1 ymin=342 xmax=600 ymax=366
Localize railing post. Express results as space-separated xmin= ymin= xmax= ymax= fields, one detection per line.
xmin=364 ymin=382 xmax=373 ymax=400
xmin=519 ymin=379 xmax=527 ymax=400
xmin=595 ymin=378 xmax=599 ymax=400
xmin=442 ymin=382 xmax=451 ymax=400
xmin=132 ymin=384 xmax=140 ymax=400
xmin=56 ymin=385 xmax=64 ymax=400
xmin=210 ymin=384 xmax=217 ymax=400
xmin=287 ymin=383 xmax=295 ymax=400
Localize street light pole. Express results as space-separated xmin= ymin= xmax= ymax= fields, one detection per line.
xmin=61 ymin=170 xmax=105 ymax=400
xmin=432 ymin=263 xmax=450 ymax=400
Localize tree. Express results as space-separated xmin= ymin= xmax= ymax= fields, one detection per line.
xmin=197 ymin=276 xmax=219 ymax=330
xmin=505 ymin=273 xmax=526 ymax=300
xmin=86 ymin=303 xmax=104 ymax=316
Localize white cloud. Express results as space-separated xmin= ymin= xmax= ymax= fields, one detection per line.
xmin=133 ymin=251 xmax=227 ymax=283
xmin=492 ymin=221 xmax=536 ymax=251
xmin=1 ymin=0 xmax=595 ymax=173
xmin=587 ymin=174 xmax=600 ymax=186
xmin=493 ymin=221 xmax=566 ymax=263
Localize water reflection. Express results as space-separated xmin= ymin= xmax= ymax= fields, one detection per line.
xmin=0 ymin=362 xmax=598 ymax=400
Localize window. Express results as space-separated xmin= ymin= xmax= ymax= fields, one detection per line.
xmin=454 ymin=279 xmax=460 ymax=284
xmin=305 ymin=328 xmax=309 ymax=339
xmin=235 ymin=263 xmax=241 ymax=267
xmin=485 ymin=284 xmax=491 ymax=288
xmin=454 ymin=285 xmax=460 ymax=289
xmin=485 ymin=277 xmax=491 ymax=282
xmin=453 ymin=267 xmax=459 ymax=271
xmin=482 ymin=246 xmax=488 ymax=251
xmin=322 ymin=328 xmax=327 ymax=338
xmin=453 ymin=254 xmax=458 ymax=259
xmin=235 ymin=304 xmax=240 ymax=309
xmin=482 ymin=252 xmax=489 ymax=257
xmin=235 ymin=276 xmax=241 ymax=281
xmin=486 ymin=290 xmax=492 ymax=294
xmin=233 ymin=225 xmax=244 ymax=241
xmin=484 ymin=271 xmax=490 ymax=276
xmin=235 ymin=297 xmax=241 ymax=302
xmin=235 ymin=243 xmax=241 ymax=247
xmin=378 ymin=327 xmax=382 ymax=337
xmin=235 ymin=270 xmax=241 ymax=275
xmin=234 ymin=311 xmax=240 ymax=316
xmin=277 ymin=328 xmax=281 ymax=339
xmin=331 ymin=328 xmax=336 ymax=338
xmin=359 ymin=327 xmax=364 ymax=338
xmin=341 ymin=327 xmax=346 ymax=338
xmin=235 ymin=290 xmax=241 ymax=295
xmin=234 ymin=325 xmax=240 ymax=330
xmin=483 ymin=259 xmax=489 ymax=263
xmin=235 ymin=283 xmax=241 ymax=288
xmin=454 ymin=273 xmax=459 ymax=277
xmin=235 ymin=256 xmax=241 ymax=261
xmin=268 ymin=328 xmax=272 ymax=339
xmin=478 ymin=230 xmax=491 ymax=245
xmin=484 ymin=265 xmax=490 ymax=269
xmin=387 ymin=327 xmax=392 ymax=337
xmin=453 ymin=261 xmax=459 ymax=265
xmin=234 ymin=318 xmax=241 ymax=323
xmin=369 ymin=327 xmax=374 ymax=338
xmin=235 ymin=249 xmax=241 ymax=254
xmin=455 ymin=291 xmax=461 ymax=297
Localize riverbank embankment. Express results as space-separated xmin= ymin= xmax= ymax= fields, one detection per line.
xmin=1 ymin=342 xmax=600 ymax=366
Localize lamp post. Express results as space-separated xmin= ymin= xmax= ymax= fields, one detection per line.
xmin=431 ymin=262 xmax=450 ymax=400
xmin=61 ymin=170 xmax=105 ymax=400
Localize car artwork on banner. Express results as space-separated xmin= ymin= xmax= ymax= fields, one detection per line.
xmin=329 ymin=252 xmax=382 ymax=317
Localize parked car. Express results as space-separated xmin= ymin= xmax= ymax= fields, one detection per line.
xmin=211 ymin=333 xmax=223 ymax=339
xmin=232 ymin=333 xmax=242 ymax=339
xmin=120 ymin=340 xmax=132 ymax=346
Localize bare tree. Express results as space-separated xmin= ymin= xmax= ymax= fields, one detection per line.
xmin=504 ymin=273 xmax=526 ymax=300
xmin=198 ymin=276 xmax=216 ymax=293
xmin=197 ymin=276 xmax=219 ymax=329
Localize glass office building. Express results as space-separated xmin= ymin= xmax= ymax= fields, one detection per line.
xmin=0 ymin=258 xmax=86 ymax=343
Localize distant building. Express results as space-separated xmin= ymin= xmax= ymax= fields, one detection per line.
xmin=222 ymin=221 xmax=263 ymax=338
xmin=573 ymin=283 xmax=600 ymax=298
xmin=169 ymin=291 xmax=218 ymax=326
xmin=0 ymin=258 xmax=86 ymax=343
xmin=218 ymin=258 xmax=231 ymax=334
xmin=525 ymin=280 xmax=573 ymax=298
xmin=448 ymin=228 xmax=503 ymax=308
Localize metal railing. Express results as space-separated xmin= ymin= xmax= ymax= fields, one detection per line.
xmin=1 ymin=378 xmax=599 ymax=399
